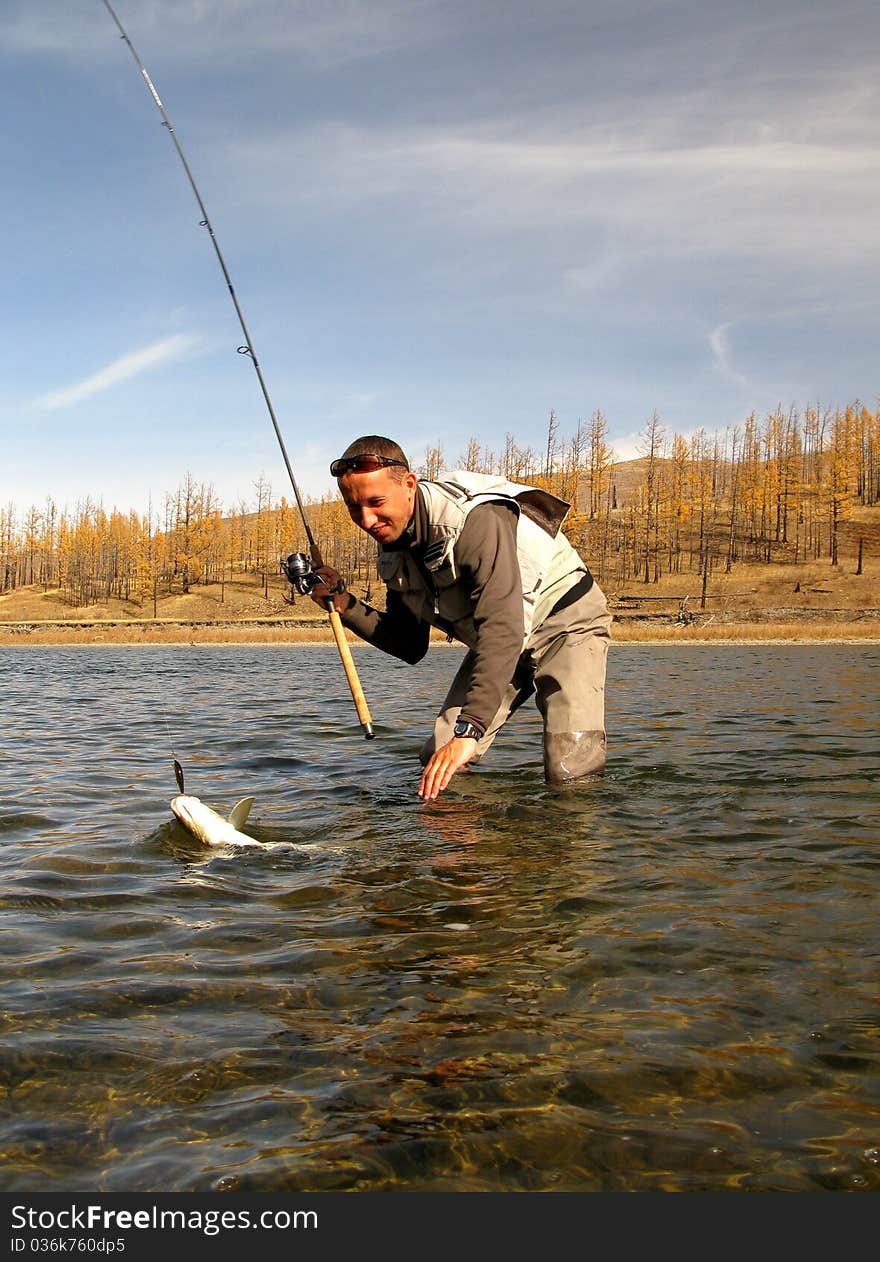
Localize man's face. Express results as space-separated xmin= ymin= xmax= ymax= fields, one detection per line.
xmin=338 ymin=468 xmax=418 ymax=545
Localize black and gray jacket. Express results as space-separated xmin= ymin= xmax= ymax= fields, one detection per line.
xmin=340 ymin=471 xmax=590 ymax=730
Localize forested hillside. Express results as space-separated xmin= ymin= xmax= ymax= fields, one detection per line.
xmin=2 ymin=401 xmax=877 ymax=611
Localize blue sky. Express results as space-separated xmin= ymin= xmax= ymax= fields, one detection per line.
xmin=3 ymin=0 xmax=878 ymax=521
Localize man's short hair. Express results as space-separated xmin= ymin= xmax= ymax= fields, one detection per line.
xmin=334 ymin=435 xmax=411 ymax=482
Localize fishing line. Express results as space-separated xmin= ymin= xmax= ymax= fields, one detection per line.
xmin=158 ymin=696 xmax=185 ymax=793
xmin=100 ymin=0 xmax=374 ymax=738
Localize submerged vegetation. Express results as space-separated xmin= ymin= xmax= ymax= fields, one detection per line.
xmin=1 ymin=402 xmax=878 ymax=633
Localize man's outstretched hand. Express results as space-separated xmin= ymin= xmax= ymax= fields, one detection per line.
xmin=418 ymin=737 xmax=478 ymax=800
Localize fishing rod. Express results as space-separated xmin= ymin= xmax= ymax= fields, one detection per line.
xmin=101 ymin=0 xmax=374 ymax=739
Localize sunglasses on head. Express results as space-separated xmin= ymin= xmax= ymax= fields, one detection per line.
xmin=330 ymin=454 xmax=409 ymax=477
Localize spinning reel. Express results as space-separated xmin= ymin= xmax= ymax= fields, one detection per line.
xmin=281 ymin=552 xmax=346 ymax=598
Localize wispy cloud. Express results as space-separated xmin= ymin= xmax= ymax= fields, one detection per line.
xmin=30 ymin=333 xmax=201 ymax=412
xmin=2 ymin=0 xmax=449 ymax=70
xmin=231 ymin=115 xmax=880 ymax=278
xmin=708 ymin=322 xmax=748 ymax=386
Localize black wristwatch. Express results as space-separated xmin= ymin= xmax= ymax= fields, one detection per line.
xmin=453 ymin=719 xmax=483 ymax=741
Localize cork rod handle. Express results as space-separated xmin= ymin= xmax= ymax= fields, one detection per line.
xmin=325 ymin=601 xmax=375 ymax=739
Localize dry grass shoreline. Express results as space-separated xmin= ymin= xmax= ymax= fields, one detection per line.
xmin=2 ymin=552 xmax=878 ymax=647
xmin=1 ymin=616 xmax=877 ymax=648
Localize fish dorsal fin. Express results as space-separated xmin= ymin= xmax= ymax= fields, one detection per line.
xmin=228 ymin=797 xmax=255 ymax=830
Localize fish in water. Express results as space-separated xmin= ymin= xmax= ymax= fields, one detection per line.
xmin=170 ymin=794 xmax=261 ymax=847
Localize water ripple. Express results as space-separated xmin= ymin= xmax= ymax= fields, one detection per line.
xmin=0 ymin=644 xmax=877 ymax=1192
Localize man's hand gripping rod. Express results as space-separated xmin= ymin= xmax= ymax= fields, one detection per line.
xmin=102 ymin=0 xmax=374 ymax=738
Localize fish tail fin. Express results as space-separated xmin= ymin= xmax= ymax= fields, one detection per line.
xmin=228 ymin=796 xmax=255 ymax=830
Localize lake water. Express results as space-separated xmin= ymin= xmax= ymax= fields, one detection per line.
xmin=1 ymin=643 xmax=878 ymax=1193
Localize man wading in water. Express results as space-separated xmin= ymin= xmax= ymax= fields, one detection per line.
xmin=311 ymin=436 xmax=612 ymax=800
